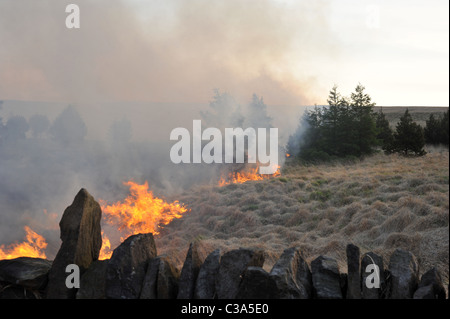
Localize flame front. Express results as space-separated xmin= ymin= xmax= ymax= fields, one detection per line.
xmin=99 ymin=181 xmax=189 ymax=259
xmin=218 ymin=164 xmax=281 ymax=186
xmin=0 ymin=226 xmax=48 ymax=260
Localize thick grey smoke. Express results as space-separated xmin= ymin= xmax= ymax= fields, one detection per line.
xmin=0 ymin=0 xmax=334 ymax=257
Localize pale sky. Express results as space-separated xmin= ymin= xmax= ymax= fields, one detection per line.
xmin=0 ymin=0 xmax=448 ymax=106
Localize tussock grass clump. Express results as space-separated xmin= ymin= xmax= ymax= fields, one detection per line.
xmin=157 ymin=152 xmax=449 ymax=283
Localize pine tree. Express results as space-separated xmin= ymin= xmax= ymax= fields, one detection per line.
xmin=349 ymin=83 xmax=378 ymax=156
xmin=424 ymin=113 xmax=441 ymax=145
xmin=393 ymin=109 xmax=426 ymax=156
xmin=376 ymin=109 xmax=394 ymax=153
xmin=439 ymin=109 xmax=449 ymax=146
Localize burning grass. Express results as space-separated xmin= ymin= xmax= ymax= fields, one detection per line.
xmin=157 ymin=151 xmax=449 ymax=285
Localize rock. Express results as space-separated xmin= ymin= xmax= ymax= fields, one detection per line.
xmin=76 ymin=260 xmax=108 ymax=299
xmin=269 ymin=247 xmax=312 ymax=299
xmin=236 ymin=267 xmax=279 ymax=299
xmin=105 ymin=233 xmax=157 ymax=299
xmin=215 ymin=248 xmax=265 ymax=299
xmin=413 ymin=268 xmax=446 ymax=299
xmin=388 ymin=248 xmax=419 ymax=299
xmin=46 ymin=189 xmax=102 ymax=299
xmin=194 ymin=249 xmax=220 ymax=299
xmin=140 ymin=256 xmax=180 ymax=299
xmin=140 ymin=257 xmax=160 ymax=299
xmin=346 ymin=244 xmax=361 ymax=299
xmin=0 ymin=285 xmax=41 ymax=299
xmin=0 ymin=257 xmax=52 ymax=291
xmin=361 ymin=252 xmax=386 ymax=299
xmin=311 ymin=255 xmax=343 ymax=299
xmin=157 ymin=257 xmax=179 ymax=299
xmin=177 ymin=242 xmax=203 ymax=299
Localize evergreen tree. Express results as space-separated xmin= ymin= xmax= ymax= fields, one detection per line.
xmin=424 ymin=113 xmax=441 ymax=145
xmin=439 ymin=109 xmax=449 ymax=146
xmin=392 ymin=109 xmax=426 ymax=156
xmin=376 ymin=109 xmax=394 ymax=153
xmin=349 ymin=83 xmax=378 ymax=156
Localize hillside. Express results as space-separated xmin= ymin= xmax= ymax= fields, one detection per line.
xmin=157 ymin=150 xmax=449 ymax=286
xmin=373 ymin=106 xmax=448 ymax=127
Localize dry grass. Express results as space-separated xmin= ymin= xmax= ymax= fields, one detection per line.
xmin=156 ymin=150 xmax=449 ymax=286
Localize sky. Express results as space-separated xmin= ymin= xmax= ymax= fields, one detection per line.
xmin=0 ymin=0 xmax=448 ymax=107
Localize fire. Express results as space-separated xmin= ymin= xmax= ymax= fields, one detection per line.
xmin=0 ymin=226 xmax=48 ymax=260
xmin=99 ymin=231 xmax=113 ymax=260
xmin=99 ymin=181 xmax=189 ymax=259
xmin=218 ymin=164 xmax=281 ymax=186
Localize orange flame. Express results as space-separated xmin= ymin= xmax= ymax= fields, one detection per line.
xmin=99 ymin=181 xmax=189 ymax=259
xmin=218 ymin=164 xmax=281 ymax=186
xmin=0 ymin=226 xmax=48 ymax=260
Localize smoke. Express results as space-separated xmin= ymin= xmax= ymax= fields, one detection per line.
xmin=0 ymin=0 xmax=335 ymax=105
xmin=0 ymin=0 xmax=335 ymax=257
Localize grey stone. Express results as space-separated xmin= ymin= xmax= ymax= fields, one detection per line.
xmin=194 ymin=249 xmax=220 ymax=299
xmin=346 ymin=244 xmax=361 ymax=299
xmin=388 ymin=248 xmax=419 ymax=299
xmin=177 ymin=242 xmax=203 ymax=299
xmin=311 ymin=255 xmax=343 ymax=299
xmin=105 ymin=233 xmax=157 ymax=299
xmin=269 ymin=247 xmax=311 ymax=299
xmin=361 ymin=252 xmax=386 ymax=299
xmin=0 ymin=257 xmax=52 ymax=291
xmin=413 ymin=268 xmax=446 ymax=299
xmin=215 ymin=248 xmax=265 ymax=299
xmin=46 ymin=189 xmax=102 ymax=299
xmin=76 ymin=260 xmax=108 ymax=299
xmin=236 ymin=267 xmax=279 ymax=299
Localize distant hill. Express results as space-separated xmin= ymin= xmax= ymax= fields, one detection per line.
xmin=374 ymin=106 xmax=449 ymax=127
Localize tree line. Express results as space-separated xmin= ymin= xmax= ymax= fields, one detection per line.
xmin=287 ymin=84 xmax=449 ymax=162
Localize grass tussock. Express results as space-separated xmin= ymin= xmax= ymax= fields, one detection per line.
xmin=157 ymin=151 xmax=449 ymax=285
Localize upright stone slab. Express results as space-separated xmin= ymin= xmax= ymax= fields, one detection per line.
xmin=194 ymin=249 xmax=221 ymax=299
xmin=46 ymin=189 xmax=102 ymax=299
xmin=76 ymin=260 xmax=108 ymax=299
xmin=140 ymin=255 xmax=179 ymax=299
xmin=215 ymin=248 xmax=265 ymax=299
xmin=361 ymin=252 xmax=385 ymax=299
xmin=105 ymin=233 xmax=157 ymax=299
xmin=388 ymin=249 xmax=419 ymax=299
xmin=177 ymin=242 xmax=203 ymax=299
xmin=236 ymin=267 xmax=279 ymax=299
xmin=269 ymin=247 xmax=312 ymax=299
xmin=413 ymin=268 xmax=446 ymax=299
xmin=346 ymin=244 xmax=361 ymax=299
xmin=311 ymin=255 xmax=343 ymax=299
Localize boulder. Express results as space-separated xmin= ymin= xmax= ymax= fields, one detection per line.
xmin=140 ymin=257 xmax=160 ymax=299
xmin=0 ymin=257 xmax=52 ymax=290
xmin=140 ymin=256 xmax=181 ymax=299
xmin=311 ymin=255 xmax=343 ymax=299
xmin=388 ymin=248 xmax=419 ymax=299
xmin=156 ymin=256 xmax=180 ymax=299
xmin=236 ymin=267 xmax=279 ymax=299
xmin=76 ymin=260 xmax=108 ymax=299
xmin=269 ymin=247 xmax=312 ymax=299
xmin=361 ymin=252 xmax=386 ymax=299
xmin=194 ymin=249 xmax=220 ymax=299
xmin=46 ymin=189 xmax=102 ymax=299
xmin=413 ymin=268 xmax=446 ymax=299
xmin=105 ymin=233 xmax=157 ymax=299
xmin=177 ymin=242 xmax=203 ymax=299
xmin=215 ymin=248 xmax=265 ymax=299
xmin=346 ymin=244 xmax=361 ymax=299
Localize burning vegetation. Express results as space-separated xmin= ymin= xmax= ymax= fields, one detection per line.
xmin=0 ymin=226 xmax=48 ymax=260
